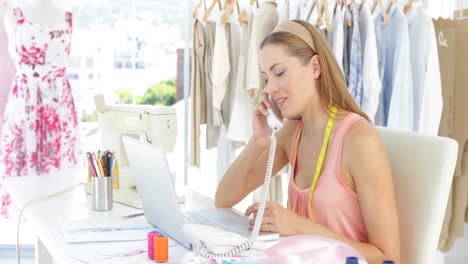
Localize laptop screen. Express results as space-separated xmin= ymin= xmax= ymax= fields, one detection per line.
xmin=122 ymin=136 xmax=191 ymax=248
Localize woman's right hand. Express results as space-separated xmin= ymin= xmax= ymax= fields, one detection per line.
xmin=253 ymin=92 xmax=273 ymax=147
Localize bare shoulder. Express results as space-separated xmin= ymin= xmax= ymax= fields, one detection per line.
xmin=342 ymin=118 xmax=386 ymax=166
xmin=344 ymin=119 xmax=382 ymax=152
xmin=343 ymin=119 xmax=389 ymax=179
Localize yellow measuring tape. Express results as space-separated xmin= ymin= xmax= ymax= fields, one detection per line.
xmin=287 ymin=106 xmax=337 ymax=210
xmin=308 ymin=105 xmax=337 ymax=208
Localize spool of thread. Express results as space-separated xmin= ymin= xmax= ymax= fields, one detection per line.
xmin=154 ymin=233 xmax=169 ymax=263
xmin=147 ymin=230 xmax=160 ymax=260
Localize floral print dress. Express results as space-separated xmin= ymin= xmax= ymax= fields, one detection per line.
xmin=0 ymin=7 xmax=81 ymax=218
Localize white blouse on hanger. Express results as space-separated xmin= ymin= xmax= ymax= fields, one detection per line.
xmin=406 ymin=2 xmax=443 ymax=135
xmin=212 ymin=22 xmax=230 ymax=112
xmin=245 ymin=0 xmax=279 ymax=99
xmin=331 ymin=4 xmax=344 ymax=75
xmin=358 ymin=1 xmax=381 ymax=123
xmin=227 ymin=10 xmax=255 ymax=143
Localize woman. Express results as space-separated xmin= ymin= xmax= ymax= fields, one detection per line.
xmin=215 ymin=20 xmax=400 ymax=264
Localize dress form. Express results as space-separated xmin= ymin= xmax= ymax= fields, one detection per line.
xmin=3 ymin=0 xmax=74 ymax=64
xmin=8 ymin=0 xmax=70 ymax=27
xmin=0 ymin=0 xmax=80 ymax=219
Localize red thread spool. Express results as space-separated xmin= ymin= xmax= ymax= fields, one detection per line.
xmin=147 ymin=230 xmax=159 ymax=259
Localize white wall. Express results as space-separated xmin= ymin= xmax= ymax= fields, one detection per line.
xmin=427 ymin=0 xmax=456 ymax=18
xmin=454 ymin=0 xmax=468 ymax=10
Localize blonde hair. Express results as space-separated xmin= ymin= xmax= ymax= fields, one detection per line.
xmin=260 ymin=20 xmax=370 ymax=122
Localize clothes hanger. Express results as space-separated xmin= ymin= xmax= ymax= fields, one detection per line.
xmin=203 ymin=0 xmax=223 ymax=23
xmin=193 ymin=0 xmax=203 ymax=20
xmin=320 ymin=0 xmax=331 ymax=31
xmin=403 ymin=0 xmax=414 ymax=14
xmin=371 ymin=0 xmax=377 ymax=13
xmin=222 ymin=0 xmax=238 ymax=24
xmin=316 ymin=2 xmax=324 ymax=26
xmin=344 ymin=0 xmax=352 ymax=27
xmin=342 ymin=0 xmax=349 ymax=11
xmin=238 ymin=0 xmax=259 ymax=23
xmin=359 ymin=0 xmax=367 ymax=13
xmin=371 ymin=0 xmax=390 ymax=24
xmin=252 ymin=0 xmax=259 ymax=8
xmin=306 ymin=0 xmax=320 ymax=22
xmin=333 ymin=0 xmax=341 ymax=16
xmin=386 ymin=0 xmax=396 ymax=15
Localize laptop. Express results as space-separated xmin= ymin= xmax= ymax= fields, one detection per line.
xmin=122 ymin=136 xmax=279 ymax=249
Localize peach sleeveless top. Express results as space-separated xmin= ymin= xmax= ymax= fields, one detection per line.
xmin=287 ymin=113 xmax=369 ymax=242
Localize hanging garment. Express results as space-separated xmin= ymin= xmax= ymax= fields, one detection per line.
xmin=295 ymin=0 xmax=302 ymax=20
xmin=220 ymin=20 xmax=240 ymax=130
xmin=0 ymin=7 xmax=81 ymax=218
xmin=204 ymin=21 xmax=221 ymax=149
xmin=211 ymin=22 xmax=230 ymax=121
xmin=0 ymin=23 xmax=15 ymax=136
xmin=374 ymin=5 xmax=414 ymax=131
xmin=227 ymin=11 xmax=255 ymax=144
xmin=245 ymin=0 xmax=279 ymax=100
xmin=342 ymin=9 xmax=351 ymax=85
xmin=347 ymin=3 xmax=363 ymax=106
xmin=330 ymin=4 xmax=344 ymax=75
xmin=358 ymin=1 xmax=381 ymax=123
xmin=190 ymin=19 xmax=206 ymax=168
xmin=406 ymin=3 xmax=442 ymax=135
xmin=434 ymin=18 xmax=468 ymax=252
xmin=279 ymin=0 xmax=290 ymax=22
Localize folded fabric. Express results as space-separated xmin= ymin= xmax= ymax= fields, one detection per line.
xmin=181 ymin=235 xmax=367 ymax=264
xmin=246 ymin=235 xmax=367 ymax=264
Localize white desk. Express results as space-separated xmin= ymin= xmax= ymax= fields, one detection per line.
xmin=3 ymin=174 xmax=215 ymax=264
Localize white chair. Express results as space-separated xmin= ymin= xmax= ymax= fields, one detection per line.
xmin=377 ymin=127 xmax=458 ymax=264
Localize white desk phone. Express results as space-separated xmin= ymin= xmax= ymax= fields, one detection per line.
xmin=184 ymin=104 xmax=283 ymax=258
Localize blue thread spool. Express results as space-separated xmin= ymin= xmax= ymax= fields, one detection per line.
xmin=346 ymin=257 xmax=359 ymax=264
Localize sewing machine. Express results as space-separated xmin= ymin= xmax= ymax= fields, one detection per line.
xmin=94 ymin=94 xmax=180 ymax=206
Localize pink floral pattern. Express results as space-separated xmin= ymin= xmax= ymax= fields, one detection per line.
xmin=0 ymin=7 xmax=81 ymax=218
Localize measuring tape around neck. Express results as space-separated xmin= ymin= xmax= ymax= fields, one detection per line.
xmin=287 ymin=106 xmax=338 ymax=210
xmin=308 ymin=105 xmax=337 ymax=208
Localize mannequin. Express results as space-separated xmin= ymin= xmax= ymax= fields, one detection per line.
xmin=0 ymin=0 xmax=81 ymax=219
xmin=4 ymin=0 xmax=73 ymax=49
xmin=21 ymin=0 xmax=72 ymax=24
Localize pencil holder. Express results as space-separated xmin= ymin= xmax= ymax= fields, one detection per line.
xmin=92 ymin=176 xmax=113 ymax=211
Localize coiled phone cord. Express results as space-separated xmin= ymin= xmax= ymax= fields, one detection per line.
xmin=198 ymin=128 xmax=278 ymax=258
xmin=16 ymin=182 xmax=86 ymax=264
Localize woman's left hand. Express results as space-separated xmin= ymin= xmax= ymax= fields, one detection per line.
xmin=244 ymin=201 xmax=298 ymax=236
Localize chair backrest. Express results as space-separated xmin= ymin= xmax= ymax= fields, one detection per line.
xmin=376 ymin=127 xmax=458 ymax=264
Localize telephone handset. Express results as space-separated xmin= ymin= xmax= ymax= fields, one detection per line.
xmin=267 ymin=95 xmax=283 ymax=131
xmin=189 ymin=128 xmax=279 ymax=258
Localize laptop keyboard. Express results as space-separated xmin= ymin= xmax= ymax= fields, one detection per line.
xmin=183 ymin=212 xmax=225 ymax=229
